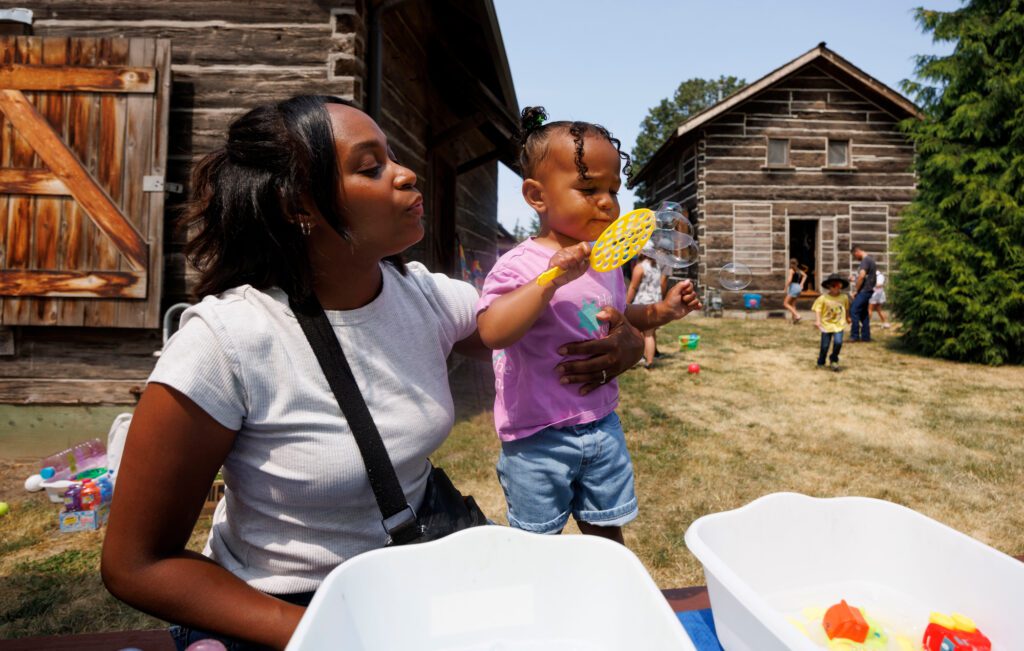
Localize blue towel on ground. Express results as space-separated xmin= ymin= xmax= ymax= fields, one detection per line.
xmin=677 ymin=609 xmax=723 ymax=651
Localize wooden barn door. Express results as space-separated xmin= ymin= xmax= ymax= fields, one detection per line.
xmin=0 ymin=36 xmax=170 ymax=328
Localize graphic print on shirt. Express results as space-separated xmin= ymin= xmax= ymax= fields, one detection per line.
xmin=578 ymin=299 xmax=603 ymax=336
xmin=492 ymin=350 xmax=508 ymax=392
xmin=822 ymin=301 xmax=844 ymax=324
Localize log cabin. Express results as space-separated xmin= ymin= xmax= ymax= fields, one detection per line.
xmin=0 ymin=0 xmax=519 ymax=404
xmin=630 ymin=44 xmax=920 ymax=310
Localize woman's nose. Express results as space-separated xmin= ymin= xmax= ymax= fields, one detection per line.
xmin=394 ymin=163 xmax=417 ymax=189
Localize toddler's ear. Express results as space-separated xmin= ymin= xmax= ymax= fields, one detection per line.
xmin=522 ymin=178 xmax=546 ymax=214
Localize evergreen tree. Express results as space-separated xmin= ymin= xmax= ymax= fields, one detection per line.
xmin=631 ymin=75 xmax=746 ymax=201
xmin=894 ymin=0 xmax=1024 ymax=364
xmin=511 ymin=219 xmax=526 ymax=242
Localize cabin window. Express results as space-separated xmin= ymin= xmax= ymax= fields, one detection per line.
xmin=766 ymin=138 xmax=790 ymax=166
xmin=827 ymin=139 xmax=850 ymax=167
xmin=677 ymin=154 xmax=696 ymax=187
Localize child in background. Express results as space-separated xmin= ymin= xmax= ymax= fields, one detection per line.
xmin=626 ymin=248 xmax=668 ymax=369
xmin=476 ymin=107 xmax=701 ymax=544
xmin=869 ymin=270 xmax=890 ymax=329
xmin=813 ymin=273 xmax=852 ymax=372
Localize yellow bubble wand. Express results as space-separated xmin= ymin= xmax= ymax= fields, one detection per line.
xmin=536 ymin=208 xmax=656 ymax=286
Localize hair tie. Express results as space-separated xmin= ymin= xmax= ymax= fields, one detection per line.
xmin=525 ymin=112 xmax=546 ymax=131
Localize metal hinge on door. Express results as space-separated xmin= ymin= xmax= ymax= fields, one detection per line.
xmin=143 ymin=175 xmax=183 ymax=193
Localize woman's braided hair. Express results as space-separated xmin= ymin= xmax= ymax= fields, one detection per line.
xmin=516 ymin=106 xmax=632 ymax=181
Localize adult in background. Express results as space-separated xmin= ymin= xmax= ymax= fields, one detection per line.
xmin=849 ymin=244 xmax=877 ymax=342
xmin=100 ymin=95 xmax=645 ymax=650
xmin=626 ymin=248 xmax=669 ymax=368
xmin=782 ymin=257 xmax=807 ymax=324
xmin=869 ymin=269 xmax=891 ymax=329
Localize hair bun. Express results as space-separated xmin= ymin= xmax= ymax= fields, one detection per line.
xmin=520 ymin=106 xmax=548 ymax=135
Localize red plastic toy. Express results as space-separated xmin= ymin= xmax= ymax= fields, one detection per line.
xmin=923 ymin=612 xmax=991 ymax=651
xmin=822 ymin=600 xmax=869 ymax=643
xmin=688 ymin=363 xmax=700 ymax=374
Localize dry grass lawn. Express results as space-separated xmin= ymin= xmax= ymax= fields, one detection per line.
xmin=438 ymin=315 xmax=1024 ymax=588
xmin=2 ymin=315 xmax=1022 ymax=637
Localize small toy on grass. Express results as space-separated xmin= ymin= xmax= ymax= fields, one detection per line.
xmin=688 ymin=363 xmax=700 ymax=374
xmin=923 ymin=612 xmax=991 ymax=651
xmin=0 ymin=502 xmax=9 ymax=517
xmin=24 ymin=474 xmax=44 ymax=492
xmin=678 ymin=333 xmax=700 ymax=351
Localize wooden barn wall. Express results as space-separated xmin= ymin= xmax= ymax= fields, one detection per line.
xmin=8 ymin=0 xmax=506 ymax=403
xmin=376 ymin=5 xmax=500 ymax=277
xmin=696 ymin=62 xmax=915 ymax=308
xmin=636 ymin=144 xmax=700 ymax=285
xmin=33 ymin=1 xmax=363 ymax=302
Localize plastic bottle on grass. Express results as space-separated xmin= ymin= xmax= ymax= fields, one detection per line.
xmin=80 ymin=479 xmax=101 ymax=510
xmin=97 ymin=473 xmax=114 ymax=503
xmin=63 ymin=484 xmax=81 ymax=512
xmin=40 ymin=438 xmax=107 ymax=480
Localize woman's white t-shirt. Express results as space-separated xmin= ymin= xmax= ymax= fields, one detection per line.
xmin=149 ymin=262 xmax=478 ymax=593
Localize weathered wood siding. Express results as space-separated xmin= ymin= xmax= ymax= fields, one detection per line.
xmin=0 ymin=36 xmax=170 ymax=327
xmin=375 ymin=3 xmax=501 ymax=275
xmin=642 ymin=62 xmax=914 ymax=308
xmin=5 ymin=1 xmax=508 ymax=403
xmin=34 ymin=3 xmax=362 ymax=301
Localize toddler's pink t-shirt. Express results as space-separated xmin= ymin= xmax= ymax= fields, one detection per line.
xmin=477 ymin=238 xmax=626 ymax=442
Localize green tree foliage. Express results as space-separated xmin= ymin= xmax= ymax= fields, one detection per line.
xmin=893 ymin=0 xmax=1024 ymax=364
xmin=510 ymin=214 xmax=541 ymax=242
xmin=631 ymin=76 xmax=746 ymax=190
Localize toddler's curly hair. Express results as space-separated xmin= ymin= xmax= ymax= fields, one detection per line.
xmin=516 ymin=106 xmax=632 ymax=181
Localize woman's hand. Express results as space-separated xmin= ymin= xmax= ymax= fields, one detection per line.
xmin=556 ymin=307 xmax=643 ymax=395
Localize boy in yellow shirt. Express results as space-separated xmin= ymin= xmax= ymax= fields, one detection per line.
xmin=812 ymin=273 xmax=852 ymax=372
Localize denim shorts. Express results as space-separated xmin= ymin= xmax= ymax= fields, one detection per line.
xmin=787 ymin=283 xmax=802 ymax=298
xmin=496 ymin=411 xmax=638 ymax=534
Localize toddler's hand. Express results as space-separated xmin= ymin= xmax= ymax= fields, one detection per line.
xmin=662 ymin=280 xmax=702 ymax=320
xmin=545 ymin=242 xmax=590 ymax=288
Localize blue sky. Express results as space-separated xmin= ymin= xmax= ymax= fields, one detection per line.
xmin=491 ymin=0 xmax=961 ymax=234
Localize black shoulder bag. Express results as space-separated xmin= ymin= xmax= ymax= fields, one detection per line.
xmin=289 ymin=295 xmax=487 ymax=546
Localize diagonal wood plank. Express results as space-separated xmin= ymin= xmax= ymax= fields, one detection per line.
xmin=0 ymin=88 xmax=147 ymax=271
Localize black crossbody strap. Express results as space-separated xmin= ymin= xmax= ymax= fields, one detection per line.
xmin=289 ymin=295 xmax=422 ymax=544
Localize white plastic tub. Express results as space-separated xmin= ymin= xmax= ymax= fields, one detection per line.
xmin=684 ymin=492 xmax=1024 ymax=650
xmin=287 ymin=526 xmax=695 ymax=651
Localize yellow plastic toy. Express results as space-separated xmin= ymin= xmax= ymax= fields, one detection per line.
xmin=536 ymin=208 xmax=656 ymax=286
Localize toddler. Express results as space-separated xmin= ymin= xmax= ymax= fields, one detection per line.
xmin=476 ymin=107 xmax=700 ymax=543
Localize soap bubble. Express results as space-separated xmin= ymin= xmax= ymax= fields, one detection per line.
xmin=719 ymin=261 xmax=752 ymax=291
xmin=655 ymin=200 xmax=683 ymax=230
xmin=649 ymin=229 xmax=699 ymax=269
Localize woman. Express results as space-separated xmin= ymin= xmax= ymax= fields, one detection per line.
xmin=100 ymin=96 xmax=644 ymax=650
xmin=783 ymin=258 xmax=807 ymax=323
xmin=626 ymin=251 xmax=667 ymax=368
xmin=869 ymin=269 xmax=890 ymax=328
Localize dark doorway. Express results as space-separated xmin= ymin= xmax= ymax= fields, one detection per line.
xmin=789 ymin=220 xmax=818 ymax=292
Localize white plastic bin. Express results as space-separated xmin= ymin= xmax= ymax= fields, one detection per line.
xmin=684 ymin=492 xmax=1024 ymax=650
xmin=287 ymin=526 xmax=695 ymax=651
